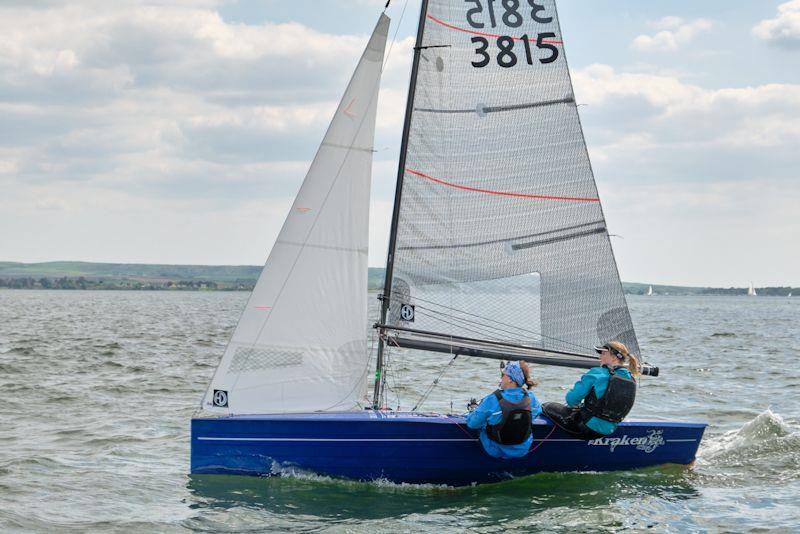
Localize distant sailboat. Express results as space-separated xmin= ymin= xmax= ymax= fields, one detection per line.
xmin=748 ymin=282 xmax=757 ymax=297
xmin=646 ymin=285 xmax=653 ymax=296
xmin=788 ymin=293 xmax=792 ymax=298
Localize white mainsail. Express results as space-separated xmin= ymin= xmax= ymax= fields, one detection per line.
xmin=379 ymin=0 xmax=639 ymax=357
xmin=202 ymin=15 xmax=390 ymax=414
xmin=647 ymin=286 xmax=653 ymax=296
xmin=748 ymin=282 xmax=757 ymax=297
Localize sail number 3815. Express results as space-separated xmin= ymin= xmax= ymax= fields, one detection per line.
xmin=464 ymin=0 xmax=559 ymax=68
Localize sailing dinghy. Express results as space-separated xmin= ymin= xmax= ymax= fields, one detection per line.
xmin=191 ymin=0 xmax=705 ymax=486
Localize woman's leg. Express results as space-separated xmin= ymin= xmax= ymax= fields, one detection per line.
xmin=541 ymin=402 xmax=583 ymax=434
xmin=572 ymin=419 xmax=606 ymax=440
xmin=542 ymin=402 xmax=606 ymax=440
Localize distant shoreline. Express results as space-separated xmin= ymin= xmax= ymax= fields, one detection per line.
xmin=0 ymin=261 xmax=796 ymax=296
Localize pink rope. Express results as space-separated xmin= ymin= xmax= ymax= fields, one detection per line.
xmin=528 ymin=424 xmax=557 ymax=454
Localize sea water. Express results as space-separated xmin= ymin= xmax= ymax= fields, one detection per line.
xmin=0 ymin=290 xmax=797 ymax=532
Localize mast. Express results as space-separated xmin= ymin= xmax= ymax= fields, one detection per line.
xmin=372 ymin=0 xmax=430 ymax=409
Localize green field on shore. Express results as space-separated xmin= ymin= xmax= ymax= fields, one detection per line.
xmin=0 ymin=261 xmax=795 ymax=295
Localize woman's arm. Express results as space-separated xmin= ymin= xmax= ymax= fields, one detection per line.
xmin=465 ymin=394 xmax=498 ymax=429
xmin=527 ymin=390 xmax=542 ymax=418
xmin=565 ymin=372 xmax=597 ymax=407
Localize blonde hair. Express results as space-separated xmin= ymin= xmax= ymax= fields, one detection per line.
xmin=606 ymin=340 xmax=641 ymax=379
xmin=519 ymin=361 xmax=539 ymax=388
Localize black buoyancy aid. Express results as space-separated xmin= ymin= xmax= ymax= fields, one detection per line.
xmin=582 ymin=366 xmax=637 ymax=424
xmin=485 ymin=390 xmax=532 ymax=445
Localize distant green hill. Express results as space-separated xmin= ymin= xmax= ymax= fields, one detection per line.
xmin=0 ymin=261 xmax=261 ymax=281
xmin=0 ymin=261 xmax=261 ymax=290
xmin=0 ymin=262 xmax=796 ymax=295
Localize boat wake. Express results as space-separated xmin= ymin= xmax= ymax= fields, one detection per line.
xmin=697 ymin=410 xmax=800 ymax=481
xmin=268 ymin=461 xmax=455 ymax=491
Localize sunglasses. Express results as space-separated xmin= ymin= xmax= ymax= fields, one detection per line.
xmin=597 ymin=346 xmax=624 ymax=359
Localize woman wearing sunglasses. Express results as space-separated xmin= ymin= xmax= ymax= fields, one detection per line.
xmin=542 ymin=340 xmax=640 ymax=440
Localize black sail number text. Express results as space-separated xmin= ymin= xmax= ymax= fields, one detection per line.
xmin=529 ymin=0 xmax=553 ymax=24
xmin=536 ymin=32 xmax=558 ymax=64
xmin=471 ymin=37 xmax=491 ymax=67
xmin=471 ymin=34 xmax=559 ymax=68
xmin=465 ymin=0 xmax=552 ymax=29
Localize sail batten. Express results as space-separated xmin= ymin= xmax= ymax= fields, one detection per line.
xmin=399 ymin=220 xmax=607 ymax=252
xmin=415 ymin=96 xmax=575 ymax=114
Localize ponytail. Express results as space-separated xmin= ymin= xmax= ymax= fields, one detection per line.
xmin=607 ymin=340 xmax=641 ymax=379
xmin=519 ymin=361 xmax=539 ymax=388
xmin=626 ymin=352 xmax=641 ymax=379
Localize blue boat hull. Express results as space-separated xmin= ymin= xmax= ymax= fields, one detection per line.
xmin=191 ymin=411 xmax=705 ymax=486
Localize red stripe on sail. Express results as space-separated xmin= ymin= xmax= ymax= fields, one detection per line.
xmin=343 ymin=98 xmax=357 ymax=118
xmin=406 ymin=169 xmax=599 ymax=203
xmin=426 ymin=15 xmax=563 ymax=44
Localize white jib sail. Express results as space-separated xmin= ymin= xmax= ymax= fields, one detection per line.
xmin=202 ymin=14 xmax=390 ymax=415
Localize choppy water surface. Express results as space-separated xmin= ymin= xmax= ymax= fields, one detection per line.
xmin=0 ymin=290 xmax=798 ymax=532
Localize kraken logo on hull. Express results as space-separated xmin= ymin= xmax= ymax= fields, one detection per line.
xmin=587 ymin=429 xmax=666 ymax=453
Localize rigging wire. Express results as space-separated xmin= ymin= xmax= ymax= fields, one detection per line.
xmin=382 ymin=0 xmax=410 ymax=71
xmin=369 ymin=0 xmax=411 ymax=410
xmin=413 ymin=305 xmax=542 ymax=345
xmin=402 ymin=298 xmax=540 ymax=344
xmin=388 ymin=292 xmax=557 ymax=345
xmin=317 ymin=333 xmax=377 ymax=412
xmin=231 ymin=3 xmax=412 ymax=400
xmin=413 ymin=308 xmax=522 ymax=345
xmin=415 ymin=297 xmax=593 ymax=353
xmin=409 ymin=306 xmax=597 ymax=358
xmin=385 ymin=292 xmax=595 ymax=353
xmin=382 ymin=337 xmax=403 ymax=410
xmin=411 ymin=352 xmax=459 ymax=412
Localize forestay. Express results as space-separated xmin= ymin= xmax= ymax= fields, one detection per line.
xmin=202 ymin=15 xmax=390 ymax=414
xmin=384 ymin=1 xmax=639 ymax=356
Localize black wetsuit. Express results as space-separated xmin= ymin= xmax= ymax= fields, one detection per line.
xmin=542 ymin=365 xmax=636 ymax=439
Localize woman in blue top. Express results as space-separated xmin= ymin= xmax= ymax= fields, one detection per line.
xmin=542 ymin=341 xmax=640 ymax=440
xmin=465 ymin=361 xmax=542 ymax=459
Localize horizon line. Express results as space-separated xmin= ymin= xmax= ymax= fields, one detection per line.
xmin=0 ymin=260 xmax=796 ymax=289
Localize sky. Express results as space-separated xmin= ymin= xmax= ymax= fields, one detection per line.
xmin=1 ymin=0 xmax=798 ymax=287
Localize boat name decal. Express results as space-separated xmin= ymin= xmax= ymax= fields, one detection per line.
xmin=587 ymin=429 xmax=665 ymax=453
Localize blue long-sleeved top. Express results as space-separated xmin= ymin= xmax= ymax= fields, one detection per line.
xmin=565 ymin=366 xmax=634 ymax=435
xmin=465 ymin=387 xmax=542 ymax=459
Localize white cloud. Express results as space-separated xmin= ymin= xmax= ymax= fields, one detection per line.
xmin=753 ymin=0 xmax=800 ymax=48
xmin=0 ymin=160 xmax=18 ymax=175
xmin=632 ymin=17 xmax=714 ymax=52
xmin=0 ymin=2 xmax=404 ymax=194
xmin=570 ymin=64 xmax=800 ymax=285
xmin=574 ymin=65 xmax=800 ymax=150
xmin=602 ymin=178 xmax=800 ymax=287
xmin=1 ymin=2 xmax=797 ymax=285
